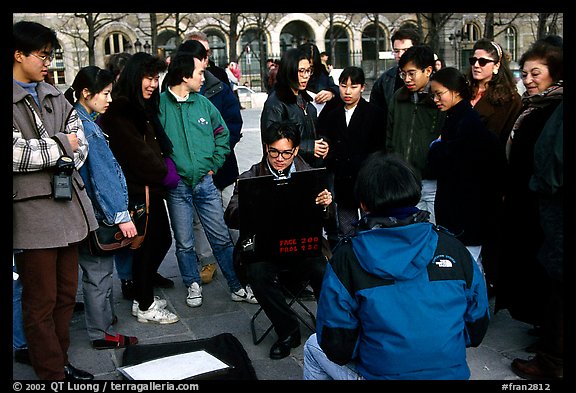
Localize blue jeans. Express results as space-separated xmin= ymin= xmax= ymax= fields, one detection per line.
xmin=114 ymin=247 xmax=133 ymax=281
xmin=13 ymin=261 xmax=27 ymax=350
xmin=303 ymin=333 xmax=364 ymax=380
xmin=166 ymin=175 xmax=241 ymax=292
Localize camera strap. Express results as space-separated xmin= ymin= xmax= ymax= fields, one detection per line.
xmin=23 ymin=98 xmax=47 ymax=139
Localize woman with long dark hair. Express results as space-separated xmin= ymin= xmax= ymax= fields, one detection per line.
xmin=466 ymin=40 xmax=523 ymax=295
xmin=98 ymin=52 xmax=179 ymax=324
xmin=260 ymin=47 xmax=328 ymax=168
xmin=64 ymin=65 xmax=139 ymax=348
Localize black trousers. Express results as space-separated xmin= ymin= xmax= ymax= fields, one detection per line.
xmin=133 ymin=193 xmax=173 ymax=311
xmin=246 ymin=257 xmax=326 ymax=338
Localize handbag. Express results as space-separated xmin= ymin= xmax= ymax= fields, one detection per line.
xmin=129 ymin=185 xmax=150 ymax=250
xmin=88 ymin=222 xmax=135 ymax=256
xmin=87 ymin=186 xmax=149 ymax=255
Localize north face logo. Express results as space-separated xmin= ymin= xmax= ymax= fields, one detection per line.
xmin=435 ymin=259 xmax=453 ymax=268
xmin=433 ymin=254 xmax=456 ymax=268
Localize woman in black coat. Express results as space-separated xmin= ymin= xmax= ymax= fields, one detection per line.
xmin=260 ymin=48 xmax=328 ymax=168
xmin=496 ymin=39 xmax=563 ymax=330
xmin=317 ymin=66 xmax=386 ymax=243
xmin=427 ymin=67 xmax=504 ymax=272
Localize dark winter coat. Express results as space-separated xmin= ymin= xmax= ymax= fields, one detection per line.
xmin=428 ymin=99 xmax=504 ymax=246
xmin=260 ymin=86 xmax=321 ymax=168
xmin=201 ymin=70 xmax=243 ymax=190
xmin=318 ymin=98 xmax=386 ymax=207
xmin=98 ymin=96 xmax=168 ymax=202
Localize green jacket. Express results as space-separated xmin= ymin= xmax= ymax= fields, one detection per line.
xmin=386 ymin=86 xmax=446 ymax=180
xmin=159 ymin=90 xmax=230 ymax=188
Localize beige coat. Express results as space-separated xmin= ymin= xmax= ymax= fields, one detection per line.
xmin=13 ymin=80 xmax=97 ymax=249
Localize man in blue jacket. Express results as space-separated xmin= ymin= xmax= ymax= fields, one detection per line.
xmin=303 ymin=152 xmax=490 ymax=380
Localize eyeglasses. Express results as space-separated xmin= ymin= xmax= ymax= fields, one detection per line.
xmin=399 ymin=69 xmax=423 ymax=80
xmin=431 ymin=90 xmax=449 ymax=100
xmin=468 ymin=57 xmax=495 ymax=67
xmin=298 ymin=68 xmax=313 ymax=76
xmin=267 ymin=147 xmax=295 ymax=159
xmin=29 ymin=52 xmax=54 ymax=65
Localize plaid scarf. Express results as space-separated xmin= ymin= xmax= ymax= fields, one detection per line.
xmin=506 ymin=82 xmax=563 ymax=161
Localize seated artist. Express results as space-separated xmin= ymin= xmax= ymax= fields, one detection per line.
xmin=224 ymin=121 xmax=332 ymax=360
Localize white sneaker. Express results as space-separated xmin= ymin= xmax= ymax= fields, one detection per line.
xmin=137 ymin=304 xmax=179 ymax=324
xmin=186 ymin=282 xmax=203 ymax=307
xmin=231 ymin=285 xmax=258 ymax=304
xmin=132 ymin=296 xmax=167 ymax=317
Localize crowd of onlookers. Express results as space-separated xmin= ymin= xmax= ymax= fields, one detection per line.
xmin=13 ymin=19 xmax=562 ymax=381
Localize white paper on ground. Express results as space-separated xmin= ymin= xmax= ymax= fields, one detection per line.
xmin=118 ymin=350 xmax=231 ymax=380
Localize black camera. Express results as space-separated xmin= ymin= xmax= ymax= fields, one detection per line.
xmin=53 ymin=155 xmax=75 ymax=201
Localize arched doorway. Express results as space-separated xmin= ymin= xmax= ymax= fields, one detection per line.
xmin=156 ymin=30 xmax=180 ymax=59
xmin=279 ymin=21 xmax=315 ymax=57
xmin=205 ymin=28 xmax=228 ymax=68
xmin=324 ymin=25 xmax=349 ymax=68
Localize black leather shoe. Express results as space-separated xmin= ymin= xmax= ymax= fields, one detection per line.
xmin=153 ymin=272 xmax=174 ymax=288
xmin=64 ymin=364 xmax=94 ymax=381
xmin=269 ymin=330 xmax=301 ymax=360
xmin=14 ymin=349 xmax=31 ymax=365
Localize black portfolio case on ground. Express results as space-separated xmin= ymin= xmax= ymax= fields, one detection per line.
xmin=121 ymin=332 xmax=258 ymax=380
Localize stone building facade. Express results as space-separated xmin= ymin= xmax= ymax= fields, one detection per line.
xmin=12 ymin=12 xmax=562 ymax=91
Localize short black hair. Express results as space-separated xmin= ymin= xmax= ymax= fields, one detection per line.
xmin=398 ymin=44 xmax=435 ymax=70
xmin=339 ymin=66 xmax=365 ymax=85
xmin=430 ymin=67 xmax=471 ymax=101
xmin=262 ymin=121 xmax=301 ymax=147
xmin=354 ymin=152 xmax=421 ymax=214
xmin=391 ymin=27 xmax=421 ymax=46
xmin=13 ymin=21 xmax=59 ymax=61
xmin=177 ymin=40 xmax=208 ymax=60
xmin=164 ymin=52 xmax=198 ymax=87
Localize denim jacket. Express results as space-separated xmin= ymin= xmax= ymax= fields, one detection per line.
xmin=75 ymin=103 xmax=131 ymax=225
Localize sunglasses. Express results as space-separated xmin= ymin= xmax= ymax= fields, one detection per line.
xmin=469 ymin=57 xmax=495 ymax=67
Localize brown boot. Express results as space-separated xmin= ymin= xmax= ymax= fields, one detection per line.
xmin=200 ymin=263 xmax=217 ymax=284
xmin=511 ymin=355 xmax=563 ymax=380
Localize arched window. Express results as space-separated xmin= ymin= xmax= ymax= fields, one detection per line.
xmin=361 ymin=23 xmax=388 ymax=79
xmin=156 ymin=29 xmax=179 ymax=59
xmin=104 ymin=33 xmax=132 ymax=55
xmin=361 ymin=23 xmax=387 ymax=60
xmin=504 ymin=26 xmax=517 ymax=61
xmin=463 ymin=23 xmax=480 ymax=43
xmin=325 ymin=25 xmax=349 ymax=68
xmin=280 ymin=21 xmax=314 ymax=57
xmin=205 ymin=29 xmax=228 ymax=68
xmin=239 ymin=27 xmax=267 ymax=89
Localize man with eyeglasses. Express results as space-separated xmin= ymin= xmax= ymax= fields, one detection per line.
xmin=369 ymin=27 xmax=420 ymax=116
xmin=386 ymin=45 xmax=446 ymax=224
xmin=13 ymin=20 xmax=98 ymax=381
xmin=225 ymin=121 xmax=332 ymax=360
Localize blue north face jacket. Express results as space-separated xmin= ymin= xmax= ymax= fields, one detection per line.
xmin=316 ymin=214 xmax=490 ymax=380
